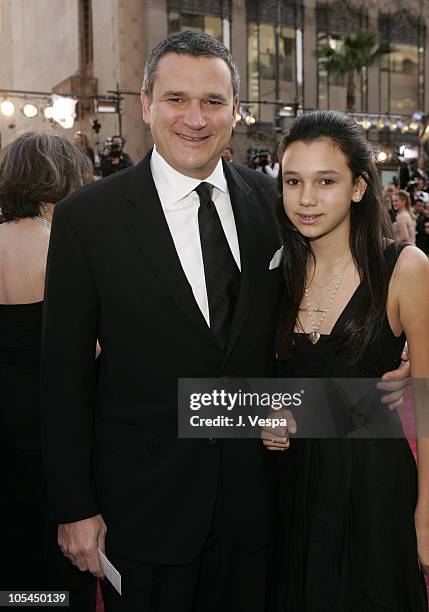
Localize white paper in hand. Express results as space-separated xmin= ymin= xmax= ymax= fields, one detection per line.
xmin=98 ymin=548 xmax=122 ymax=595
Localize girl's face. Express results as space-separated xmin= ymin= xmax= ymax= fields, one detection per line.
xmin=392 ymin=194 xmax=405 ymax=211
xmin=281 ymin=138 xmax=366 ymax=242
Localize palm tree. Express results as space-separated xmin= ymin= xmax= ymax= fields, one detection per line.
xmin=318 ymin=32 xmax=392 ymax=112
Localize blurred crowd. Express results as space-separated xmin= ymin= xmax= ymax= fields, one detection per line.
xmin=74 ymin=130 xmax=134 ymax=179
xmin=384 ymin=157 xmax=429 ymax=254
xmin=222 ymin=145 xmax=280 ymax=179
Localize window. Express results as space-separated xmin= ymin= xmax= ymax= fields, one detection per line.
xmin=317 ymin=34 xmax=366 ymax=112
xmin=167 ymin=1 xmax=230 ymax=46
xmin=316 ymin=1 xmax=368 ymax=112
xmin=379 ymin=11 xmax=425 ymax=115
xmin=79 ymin=0 xmax=93 ymax=70
xmin=168 ymin=12 xmax=223 ymax=42
xmin=246 ymin=0 xmax=303 ymax=122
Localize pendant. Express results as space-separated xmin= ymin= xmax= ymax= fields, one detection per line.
xmin=309 ymin=332 xmax=320 ymax=345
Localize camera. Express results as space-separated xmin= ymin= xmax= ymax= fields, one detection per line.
xmin=104 ymin=138 xmax=122 ymax=159
xmin=100 ymin=135 xmax=133 ymax=178
xmin=253 ymin=150 xmax=269 ymax=167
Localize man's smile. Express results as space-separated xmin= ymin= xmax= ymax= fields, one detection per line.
xmin=176 ymin=133 xmax=212 ymax=142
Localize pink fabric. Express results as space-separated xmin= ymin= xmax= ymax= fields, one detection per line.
xmin=400 ymin=389 xmax=429 ymax=600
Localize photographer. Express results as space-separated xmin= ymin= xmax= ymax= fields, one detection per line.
xmin=100 ymin=135 xmax=133 ymax=178
xmin=253 ymin=151 xmax=279 ymax=179
xmin=414 ymin=177 xmax=429 ymax=203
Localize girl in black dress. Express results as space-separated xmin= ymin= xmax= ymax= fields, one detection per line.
xmin=265 ymin=111 xmax=429 ymax=610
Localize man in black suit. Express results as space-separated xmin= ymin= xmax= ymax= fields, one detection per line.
xmin=41 ymin=32 xmax=283 ymax=611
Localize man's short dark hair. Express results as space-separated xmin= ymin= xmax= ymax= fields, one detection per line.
xmin=143 ymin=31 xmax=240 ymax=103
xmin=112 ymin=135 xmax=126 ymax=144
xmin=0 ymin=132 xmax=94 ymax=221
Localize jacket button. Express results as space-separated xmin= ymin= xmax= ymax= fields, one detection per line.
xmin=208 ymin=437 xmax=217 ymax=445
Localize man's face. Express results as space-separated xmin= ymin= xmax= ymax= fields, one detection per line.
xmin=113 ymin=137 xmax=123 ymax=150
xmin=415 ymin=201 xmax=425 ymax=214
xmin=141 ymin=53 xmax=238 ymax=179
xmin=222 ymin=147 xmax=233 ymax=162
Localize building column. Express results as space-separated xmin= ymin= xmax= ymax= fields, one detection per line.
xmin=117 ymin=0 xmax=168 ymax=160
xmin=303 ymin=0 xmax=317 ymax=109
xmin=367 ymin=5 xmax=380 ymax=113
xmin=230 ymin=0 xmax=248 ymax=100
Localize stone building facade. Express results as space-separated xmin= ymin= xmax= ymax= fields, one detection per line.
xmin=0 ymin=0 xmax=428 ymax=165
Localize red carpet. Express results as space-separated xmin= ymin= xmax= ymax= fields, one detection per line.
xmin=96 ymin=582 xmax=103 ymax=612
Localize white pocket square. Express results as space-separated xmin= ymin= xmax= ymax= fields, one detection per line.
xmin=269 ymin=246 xmax=284 ymax=270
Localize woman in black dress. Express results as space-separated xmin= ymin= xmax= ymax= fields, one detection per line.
xmin=0 ymin=133 xmax=95 ymax=608
xmin=265 ymin=111 xmax=429 ymax=610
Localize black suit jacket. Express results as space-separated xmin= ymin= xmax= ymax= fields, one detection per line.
xmin=41 ymin=152 xmax=283 ymax=564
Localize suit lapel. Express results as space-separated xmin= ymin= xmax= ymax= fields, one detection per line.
xmin=222 ymin=161 xmax=260 ymax=361
xmin=123 ymin=152 xmax=213 ymax=342
xmin=123 ymin=153 xmax=261 ymax=355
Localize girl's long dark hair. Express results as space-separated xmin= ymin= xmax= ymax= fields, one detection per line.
xmin=276 ymin=110 xmax=393 ymax=361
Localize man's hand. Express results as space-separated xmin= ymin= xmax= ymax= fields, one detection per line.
xmin=377 ymin=359 xmax=410 ymax=411
xmin=58 ymin=514 xmax=107 ymax=578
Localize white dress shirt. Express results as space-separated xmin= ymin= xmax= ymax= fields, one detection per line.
xmin=150 ymin=146 xmax=241 ymax=326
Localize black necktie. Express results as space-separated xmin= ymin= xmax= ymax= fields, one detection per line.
xmin=196 ymin=182 xmax=240 ymax=350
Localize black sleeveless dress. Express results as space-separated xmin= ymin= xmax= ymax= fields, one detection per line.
xmin=274 ymin=244 xmax=428 ymax=611
xmin=0 ymin=302 xmax=46 ymax=589
xmin=0 ymin=301 xmax=96 ymax=609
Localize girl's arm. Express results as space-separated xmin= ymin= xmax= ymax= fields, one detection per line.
xmin=396 ymin=246 xmax=429 ymax=573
